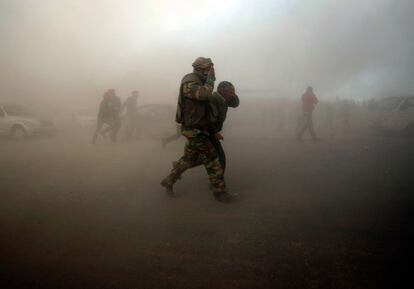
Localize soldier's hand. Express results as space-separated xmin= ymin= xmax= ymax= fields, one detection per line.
xmin=208 ymin=65 xmax=215 ymax=76
xmin=214 ymin=132 xmax=223 ymax=140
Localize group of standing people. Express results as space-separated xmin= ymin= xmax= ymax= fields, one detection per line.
xmin=92 ymin=89 xmax=139 ymax=144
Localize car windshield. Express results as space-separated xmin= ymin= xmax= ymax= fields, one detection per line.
xmin=3 ymin=105 xmax=34 ymax=116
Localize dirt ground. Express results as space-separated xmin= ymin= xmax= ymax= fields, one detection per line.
xmin=0 ymin=130 xmax=412 ymax=289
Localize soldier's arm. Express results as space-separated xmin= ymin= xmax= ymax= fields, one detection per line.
xmin=182 ymin=81 xmax=214 ymax=101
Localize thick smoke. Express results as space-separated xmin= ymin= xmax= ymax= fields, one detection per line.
xmin=0 ymin=0 xmax=413 ymax=108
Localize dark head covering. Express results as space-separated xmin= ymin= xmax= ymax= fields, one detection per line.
xmin=218 ymin=81 xmax=239 ymax=108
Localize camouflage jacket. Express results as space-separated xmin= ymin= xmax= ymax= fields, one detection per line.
xmin=176 ymin=72 xmax=215 ymax=136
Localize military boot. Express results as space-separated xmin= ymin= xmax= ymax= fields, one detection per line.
xmin=160 ymin=179 xmax=175 ymax=197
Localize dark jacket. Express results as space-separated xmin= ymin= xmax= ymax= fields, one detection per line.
xmin=98 ymin=98 xmax=111 ymax=121
xmin=209 ymin=92 xmax=240 ymax=133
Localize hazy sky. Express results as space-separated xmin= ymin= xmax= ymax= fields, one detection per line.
xmin=0 ymin=0 xmax=413 ymax=106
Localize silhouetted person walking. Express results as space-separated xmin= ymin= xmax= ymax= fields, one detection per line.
xmin=100 ymin=89 xmax=121 ymax=143
xmin=122 ymin=90 xmax=139 ymax=140
xmin=297 ymin=86 xmax=319 ymax=141
xmin=92 ymin=90 xmax=112 ymax=144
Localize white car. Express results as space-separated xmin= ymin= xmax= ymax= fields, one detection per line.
xmin=368 ymin=95 xmax=414 ymax=136
xmin=0 ymin=104 xmax=56 ymax=139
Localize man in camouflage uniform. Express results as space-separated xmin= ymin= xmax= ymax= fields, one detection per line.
xmin=160 ymin=57 xmax=236 ymax=202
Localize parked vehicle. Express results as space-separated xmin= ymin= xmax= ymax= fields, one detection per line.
xmin=368 ymin=95 xmax=414 ymax=136
xmin=135 ymin=104 xmax=176 ymax=139
xmin=71 ymin=109 xmax=97 ymax=129
xmin=0 ymin=104 xmax=56 ymax=139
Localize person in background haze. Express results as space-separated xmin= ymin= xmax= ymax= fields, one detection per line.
xmin=100 ymin=89 xmax=122 ymax=143
xmin=297 ymin=86 xmax=319 ymax=141
xmin=92 ymin=90 xmax=112 ymax=144
xmin=122 ymin=90 xmax=139 ymax=140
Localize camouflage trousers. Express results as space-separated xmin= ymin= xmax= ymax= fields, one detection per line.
xmin=187 ymin=137 xmax=226 ymax=173
xmin=162 ymin=135 xmax=226 ymax=194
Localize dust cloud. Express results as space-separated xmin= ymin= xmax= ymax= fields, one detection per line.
xmin=1 ymin=0 xmax=413 ymax=107
xmin=0 ymin=1 xmax=413 ymax=289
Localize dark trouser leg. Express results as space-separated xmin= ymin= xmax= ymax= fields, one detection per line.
xmin=307 ymin=113 xmax=317 ymax=139
xmin=297 ymin=115 xmax=309 ymax=140
xmin=101 ymin=123 xmax=112 ymax=138
xmin=298 ymin=112 xmax=317 ymax=140
xmin=125 ymin=116 xmax=135 ymax=140
xmin=197 ymin=136 xmax=226 ymax=194
xmin=210 ymin=137 xmax=226 ymax=172
xmin=92 ymin=119 xmax=104 ymax=144
xmin=110 ymin=117 xmax=121 ymax=143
